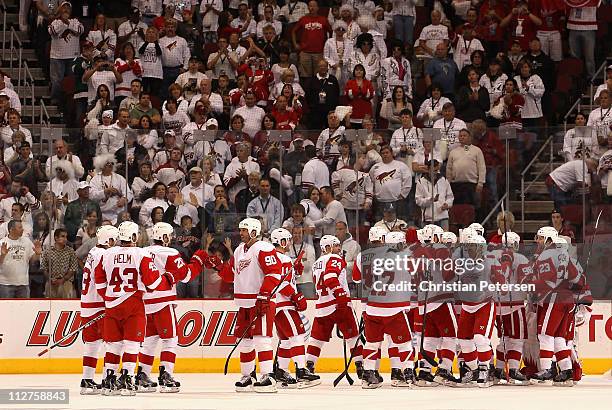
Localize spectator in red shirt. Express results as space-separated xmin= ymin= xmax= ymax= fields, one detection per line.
xmin=271 ymin=95 xmax=300 ymax=130
xmin=491 ymin=78 xmax=525 ymax=129
xmin=472 ymin=119 xmax=505 ymax=210
xmin=487 ymin=210 xmax=516 ymax=244
xmin=499 ymin=0 xmax=542 ymax=51
xmin=291 ymin=1 xmax=332 ymax=81
xmin=478 ymin=0 xmax=508 ymax=56
xmin=344 ymin=64 xmax=375 ymax=128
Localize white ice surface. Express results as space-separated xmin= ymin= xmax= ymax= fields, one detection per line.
xmin=0 ymin=373 xmax=610 ymax=410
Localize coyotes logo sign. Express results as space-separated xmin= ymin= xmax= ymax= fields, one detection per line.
xmin=345 ymin=176 xmax=365 ymax=195
xmin=167 ymin=40 xmax=178 ymax=51
xmin=376 ymin=170 xmax=396 ymax=184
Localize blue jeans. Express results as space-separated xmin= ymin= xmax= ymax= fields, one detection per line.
xmin=50 ymin=58 xmax=73 ymax=107
xmin=549 ymin=184 xmax=574 ymax=210
xmin=393 ymin=15 xmax=415 ymax=46
xmin=569 ymin=30 xmax=596 ymax=77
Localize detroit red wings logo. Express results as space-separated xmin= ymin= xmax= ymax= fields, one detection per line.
xmin=376 ymin=170 xmax=396 ymax=184
xmin=237 ymin=258 xmax=251 ymax=273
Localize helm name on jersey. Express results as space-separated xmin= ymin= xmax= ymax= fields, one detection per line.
xmin=113 ymin=253 xmax=133 ymax=264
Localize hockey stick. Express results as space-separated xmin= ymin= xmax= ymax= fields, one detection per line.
xmin=37 ymin=313 xmax=106 ymax=357
xmin=337 ymin=327 xmax=355 ymax=385
xmin=584 ymin=209 xmax=603 ymax=273
xmin=333 ymin=315 xmax=364 ymax=387
xmin=499 ymin=202 xmax=510 ymax=382
xmin=223 ymin=250 xmax=304 ymax=375
xmin=419 ymin=266 xmax=438 ymax=368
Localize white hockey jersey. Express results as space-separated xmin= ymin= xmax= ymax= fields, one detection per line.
xmin=369 ymin=160 xmax=412 ymax=202
xmin=94 ymin=246 xmax=169 ymax=308
xmin=311 ymin=252 xmax=350 ymax=317
xmin=331 ymin=168 xmax=373 ymax=210
xmin=143 ymin=245 xmax=191 ymax=314
xmin=81 ymin=246 xmax=106 ymax=317
xmin=231 ymin=240 xmax=282 ymax=308
xmin=274 ymin=252 xmax=298 ymax=311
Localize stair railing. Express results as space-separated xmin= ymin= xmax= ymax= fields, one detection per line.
xmin=8 ymin=26 xmax=22 ymax=87
xmin=39 ymin=99 xmax=51 ymax=154
xmin=22 ymin=60 xmax=35 ymax=127
xmin=1 ymin=0 xmax=6 ymax=61
xmin=520 ymin=134 xmax=555 ymax=233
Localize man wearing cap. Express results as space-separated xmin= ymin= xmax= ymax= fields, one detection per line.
xmin=117 ymin=7 xmax=148 ymax=52
xmin=48 ymin=1 xmax=84 ymax=109
xmin=71 ymin=40 xmax=95 ymax=127
xmin=181 ymin=166 xmax=215 ymax=208
xmin=64 ymin=181 xmax=102 ymax=242
xmin=45 ymin=139 xmax=85 ymax=180
xmin=373 ymin=203 xmax=408 ymax=233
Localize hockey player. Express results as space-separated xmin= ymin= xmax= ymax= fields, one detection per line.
xmin=137 ymin=222 xmax=208 ymax=393
xmin=230 ymin=218 xmax=283 ymax=393
xmin=306 ymin=235 xmax=363 ymax=377
xmin=94 ymin=221 xmax=186 ymax=396
xmin=361 ymin=231 xmax=414 ymax=389
xmin=456 ymin=234 xmax=499 ymax=388
xmin=528 ymin=231 xmax=590 ymax=385
xmin=491 ymin=231 xmax=530 ymax=385
xmin=440 ymin=231 xmax=457 ymax=246
xmin=79 ymin=225 xmax=119 ymax=395
xmin=270 ymin=228 xmax=321 ymax=388
xmin=413 ymin=224 xmax=458 ymax=387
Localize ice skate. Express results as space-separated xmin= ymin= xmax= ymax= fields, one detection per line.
xmin=529 ymin=367 xmax=554 ymax=385
xmin=253 ymin=373 xmax=277 ymax=393
xmin=434 ymin=368 xmax=458 ymax=387
xmin=79 ymin=378 xmax=101 ymax=395
xmin=414 ymin=370 xmax=438 ymax=387
xmin=361 ymin=370 xmax=382 ymax=389
xmin=158 ymin=366 xmax=180 ymax=393
xmin=355 ymin=360 xmax=364 ymax=380
xmin=403 ymin=368 xmax=415 ymax=385
xmin=508 ymin=369 xmax=529 ymax=385
xmin=306 ymin=360 xmax=316 ymax=374
xmin=274 ymin=368 xmax=298 ymax=389
xmin=476 ymin=364 xmax=492 ymax=388
xmin=135 ymin=366 xmax=157 ymax=392
xmin=296 ymin=367 xmax=321 ymax=388
xmin=390 ymin=368 xmax=410 ymax=387
xmin=553 ymin=369 xmax=574 ymax=387
xmin=116 ymin=369 xmax=136 ymax=396
xmin=235 ymin=374 xmax=255 ymax=392
xmin=101 ymin=370 xmax=119 ymax=396
xmin=457 ymin=365 xmax=477 ymax=388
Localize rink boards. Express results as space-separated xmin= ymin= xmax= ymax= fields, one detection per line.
xmin=0 ymin=299 xmax=610 ymax=374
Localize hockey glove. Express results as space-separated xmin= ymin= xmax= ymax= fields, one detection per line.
xmin=333 ymin=288 xmax=351 ymax=306
xmin=255 ymin=294 xmax=270 ymax=317
xmin=291 ymin=292 xmax=307 ymax=311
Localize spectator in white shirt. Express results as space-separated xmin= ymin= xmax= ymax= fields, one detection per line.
xmin=0 ymin=220 xmax=42 ymax=298
xmin=562 ymin=112 xmax=599 ymax=162
xmin=301 ymin=145 xmax=330 ymax=195
xmin=200 ymin=0 xmax=224 ymax=42
xmin=83 ymin=56 xmax=123 ymax=104
xmin=369 ymin=145 xmax=412 ymax=221
xmin=256 ymin=5 xmax=282 ymax=39
xmin=47 ymin=1 xmax=84 ymax=109
xmin=548 ymin=158 xmax=598 ymax=210
xmin=310 ymin=186 xmax=347 ymax=236
xmin=207 ymin=36 xmax=240 ymax=82
xmin=113 ymin=43 xmax=143 ymax=103
xmin=117 ymin=8 xmax=148 ymax=52
xmin=86 ymin=14 xmax=117 ymax=61
xmin=588 ymin=90 xmax=612 ymax=142
xmin=415 ymin=161 xmax=454 ymax=229
xmin=181 ymin=166 xmax=215 ymax=208
xmin=44 ymin=139 xmax=85 ymax=181
xmin=231 ymin=2 xmax=257 ymax=38
xmin=45 ymin=160 xmax=79 ymax=214
xmin=223 ymin=142 xmax=261 ymax=202
xmin=188 ymin=78 xmax=224 ymax=115
xmin=433 ymin=102 xmax=467 ymax=160
xmin=514 ymin=60 xmax=545 ymax=127
xmin=418 ymin=9 xmax=449 ymax=57
xmin=159 ymin=18 xmax=191 ymax=100
xmin=139 ymin=26 xmax=164 ymax=94
xmin=279 ymin=0 xmax=308 ymax=25
xmin=175 ymin=56 xmax=208 ymax=102
xmin=234 ymin=90 xmax=266 ymax=137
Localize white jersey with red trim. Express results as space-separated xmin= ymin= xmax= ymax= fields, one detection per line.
xmin=364 ymin=247 xmax=412 ymax=317
xmin=231 ymin=240 xmax=283 ymax=308
xmin=143 ymin=245 xmax=190 ymax=314
xmin=418 ymin=243 xmax=454 ymax=314
xmin=94 ymin=246 xmax=165 ymax=308
xmin=80 ymin=246 xmax=106 ymax=317
xmin=486 ymin=248 xmax=530 ymax=315
xmin=312 ymin=252 xmax=350 ymax=318
xmin=532 ymin=245 xmax=584 ymax=305
xmin=274 ymin=252 xmax=298 ymax=311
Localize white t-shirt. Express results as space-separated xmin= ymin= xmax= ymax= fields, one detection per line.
xmin=418 ymin=24 xmax=449 ymax=54
xmin=550 ymin=160 xmax=589 ymax=192
xmin=87 ymin=71 xmax=118 ymax=103
xmin=0 ymin=236 xmax=35 ymax=286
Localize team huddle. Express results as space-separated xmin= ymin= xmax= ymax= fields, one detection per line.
xmin=78 ymin=217 xmax=592 ymax=395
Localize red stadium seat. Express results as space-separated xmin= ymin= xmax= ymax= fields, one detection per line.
xmin=555 ymin=74 xmax=573 ymax=94
xmin=557 ymin=58 xmax=584 ymax=79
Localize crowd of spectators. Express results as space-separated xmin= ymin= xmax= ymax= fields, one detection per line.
xmin=0 ymin=0 xmax=610 ymax=299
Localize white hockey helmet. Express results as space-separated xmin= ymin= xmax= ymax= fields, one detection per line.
xmin=271 ymin=228 xmax=292 ymax=248
xmin=96 ymin=225 xmax=119 ymax=247
xmin=416 ymin=228 xmax=429 ymax=243
xmin=425 ymin=224 xmax=444 ymax=242
xmin=151 ymin=222 xmax=174 ymax=245
xmin=502 ymin=231 xmax=521 ymax=250
xmin=459 ymin=227 xmax=478 ymax=244
xmin=385 ymin=231 xmax=406 ymax=247
xmin=320 ymin=235 xmax=341 ymax=252
xmin=468 ymin=222 xmax=485 ymax=237
xmin=440 ymin=231 xmax=457 ymax=245
xmin=118 ymin=221 xmax=140 ymax=243
xmin=368 ymin=226 xmax=387 ymax=243
xmin=536 ymin=226 xmax=558 ymax=243
xmin=239 ymin=217 xmax=262 ymax=238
